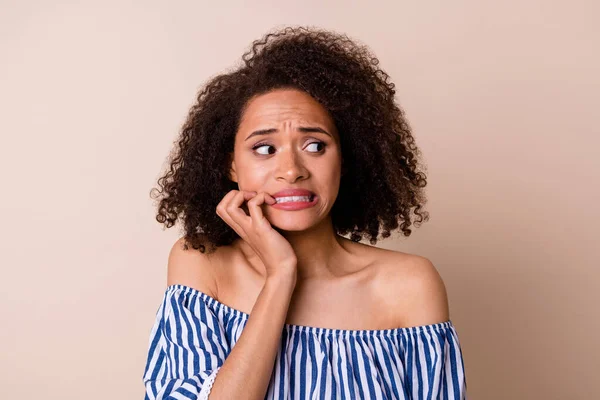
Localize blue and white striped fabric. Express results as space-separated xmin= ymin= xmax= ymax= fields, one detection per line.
xmin=143 ymin=284 xmax=467 ymax=399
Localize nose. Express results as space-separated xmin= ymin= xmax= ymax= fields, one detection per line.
xmin=276 ymin=147 xmax=308 ymax=182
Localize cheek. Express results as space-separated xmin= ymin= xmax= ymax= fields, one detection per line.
xmin=237 ymin=162 xmax=270 ymax=186
xmin=316 ymin=171 xmax=341 ymax=196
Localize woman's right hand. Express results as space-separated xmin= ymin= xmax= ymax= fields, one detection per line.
xmin=216 ymin=190 xmax=297 ymax=281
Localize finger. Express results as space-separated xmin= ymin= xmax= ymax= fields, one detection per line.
xmin=239 ymin=191 xmax=257 ymax=216
xmin=216 ymin=190 xmax=248 ymax=237
xmin=227 ymin=190 xmax=256 ymax=216
xmin=215 ymin=190 xmax=239 ymax=216
xmin=226 ymin=190 xmax=255 ymax=231
xmin=246 ymin=192 xmax=270 ymax=227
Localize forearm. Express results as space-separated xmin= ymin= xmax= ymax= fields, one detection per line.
xmin=208 ymin=271 xmax=296 ymax=399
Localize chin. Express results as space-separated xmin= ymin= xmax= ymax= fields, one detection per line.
xmin=267 ymin=212 xmax=327 ymax=233
xmin=270 ymin=220 xmax=314 ymax=233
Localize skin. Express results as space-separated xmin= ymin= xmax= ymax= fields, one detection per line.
xmin=163 ymin=89 xmax=451 ymax=400
xmin=203 ymin=87 xmax=450 ymax=329
xmin=228 ymin=87 xmax=358 ymax=282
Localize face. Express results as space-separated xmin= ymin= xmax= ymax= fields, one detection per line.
xmin=229 ymin=88 xmax=343 ymax=231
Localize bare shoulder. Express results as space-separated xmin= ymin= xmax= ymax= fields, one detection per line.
xmin=166 ymin=237 xmax=219 ymax=298
xmin=374 ymin=249 xmax=450 ymax=327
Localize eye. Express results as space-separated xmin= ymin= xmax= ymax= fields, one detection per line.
xmin=252 ymin=141 xmax=327 ymax=156
xmin=306 ymin=141 xmax=326 ymax=153
xmin=252 ymin=143 xmax=275 ymax=155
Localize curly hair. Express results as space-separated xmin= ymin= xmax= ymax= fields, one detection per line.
xmin=150 ymin=25 xmax=429 ymax=254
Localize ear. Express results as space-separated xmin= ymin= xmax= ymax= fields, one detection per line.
xmin=228 ymin=153 xmax=238 ymax=183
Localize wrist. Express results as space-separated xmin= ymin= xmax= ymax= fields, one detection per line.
xmin=265 ymin=269 xmax=297 ymax=288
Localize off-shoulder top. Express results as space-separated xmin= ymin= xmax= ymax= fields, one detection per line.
xmin=142 ymin=284 xmax=468 ymax=399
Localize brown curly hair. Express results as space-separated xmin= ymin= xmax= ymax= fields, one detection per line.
xmin=150 ymin=25 xmax=429 ymax=254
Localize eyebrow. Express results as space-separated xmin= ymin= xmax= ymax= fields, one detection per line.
xmin=244 ymin=126 xmax=332 ymax=141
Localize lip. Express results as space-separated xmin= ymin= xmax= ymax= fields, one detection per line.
xmin=270 ymin=194 xmax=318 ymax=211
xmin=272 ymin=188 xmax=315 ymax=198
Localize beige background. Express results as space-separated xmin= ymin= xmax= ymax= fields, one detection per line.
xmin=1 ymin=0 xmax=598 ymax=398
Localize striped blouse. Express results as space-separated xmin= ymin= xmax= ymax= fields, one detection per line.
xmin=142 ymin=284 xmax=468 ymax=399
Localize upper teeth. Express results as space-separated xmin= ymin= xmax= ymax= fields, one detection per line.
xmin=276 ymin=195 xmax=312 ymax=203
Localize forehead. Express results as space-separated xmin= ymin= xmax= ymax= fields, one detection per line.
xmin=240 ymin=88 xmax=335 ymax=129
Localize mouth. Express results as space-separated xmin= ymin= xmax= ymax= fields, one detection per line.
xmin=274 ymin=194 xmax=315 ymax=204
xmin=270 ymin=194 xmax=318 ymax=210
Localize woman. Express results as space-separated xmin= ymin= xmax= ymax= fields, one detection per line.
xmin=143 ymin=26 xmax=467 ymax=399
